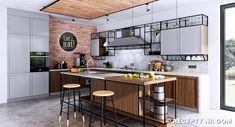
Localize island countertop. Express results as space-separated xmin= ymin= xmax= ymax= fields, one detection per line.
xmin=60 ymin=71 xmax=123 ymax=80
xmin=61 ymin=71 xmax=176 ymax=86
xmin=106 ymin=76 xmax=177 ymax=85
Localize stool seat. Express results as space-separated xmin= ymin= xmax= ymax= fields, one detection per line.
xmin=63 ymin=84 xmax=80 ymax=89
xmin=93 ymin=90 xmax=114 ymax=97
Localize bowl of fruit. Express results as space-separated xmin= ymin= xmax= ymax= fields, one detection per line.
xmin=70 ymin=68 xmax=83 ymax=73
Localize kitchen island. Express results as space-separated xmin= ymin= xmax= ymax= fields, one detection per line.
xmin=60 ymin=71 xmax=177 ymax=127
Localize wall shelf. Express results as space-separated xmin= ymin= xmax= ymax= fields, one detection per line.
xmin=161 ymin=54 xmax=208 ymax=61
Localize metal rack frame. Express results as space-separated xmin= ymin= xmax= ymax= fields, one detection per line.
xmin=91 ymin=14 xmax=208 ymax=60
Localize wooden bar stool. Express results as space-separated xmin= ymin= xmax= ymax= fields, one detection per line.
xmin=59 ymin=84 xmax=85 ymax=126
xmin=89 ymin=90 xmax=117 ymax=127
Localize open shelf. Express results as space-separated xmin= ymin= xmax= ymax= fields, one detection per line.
xmin=145 ymin=112 xmax=174 ymax=124
xmin=139 ymin=95 xmax=174 ymax=104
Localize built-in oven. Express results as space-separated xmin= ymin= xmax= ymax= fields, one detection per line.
xmin=30 ymin=52 xmax=49 ymax=72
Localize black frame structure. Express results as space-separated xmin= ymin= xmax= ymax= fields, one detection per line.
xmin=220 ymin=2 xmax=235 ymax=112
xmin=91 ymin=14 xmax=208 ymax=61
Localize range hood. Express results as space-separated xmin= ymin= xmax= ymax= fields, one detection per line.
xmin=106 ymin=28 xmax=149 ymax=48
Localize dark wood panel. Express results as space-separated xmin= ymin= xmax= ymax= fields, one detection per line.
xmin=176 ymin=77 xmax=198 ymax=108
xmin=49 ymin=71 xmax=61 ymax=93
xmin=61 ymin=74 xmax=80 ymax=85
xmin=165 ymin=82 xmax=174 ymax=98
xmin=91 ymin=79 xmax=105 ymax=101
xmin=106 ymin=81 xmax=139 ymax=115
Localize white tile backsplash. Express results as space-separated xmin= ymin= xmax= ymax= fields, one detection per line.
xmin=97 ymin=49 xmax=208 ymax=73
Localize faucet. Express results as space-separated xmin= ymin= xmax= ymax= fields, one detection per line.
xmin=130 ymin=63 xmax=135 ymax=70
xmin=86 ymin=58 xmax=94 ymax=72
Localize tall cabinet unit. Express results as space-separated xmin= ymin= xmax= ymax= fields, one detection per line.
xmin=8 ymin=9 xmax=49 ymax=100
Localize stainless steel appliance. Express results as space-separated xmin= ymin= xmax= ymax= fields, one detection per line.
xmin=30 ymin=52 xmax=49 ymax=72
xmin=90 ymin=38 xmax=106 ymax=56
xmin=74 ymin=53 xmax=86 ymax=67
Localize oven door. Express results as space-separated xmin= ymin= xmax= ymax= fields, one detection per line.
xmin=30 ymin=52 xmax=49 ymax=72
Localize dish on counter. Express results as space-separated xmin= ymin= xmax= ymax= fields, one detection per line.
xmin=154 ymin=75 xmax=165 ymax=79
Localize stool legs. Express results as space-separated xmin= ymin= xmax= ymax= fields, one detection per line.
xmin=59 ymin=88 xmax=65 ymax=122
xmin=112 ymin=96 xmax=118 ymax=127
xmin=89 ymin=95 xmax=117 ymax=127
xmin=78 ymin=89 xmax=85 ymax=122
xmin=89 ymin=95 xmax=95 ymax=127
xmin=101 ymin=97 xmax=104 ymax=127
xmin=73 ymin=89 xmax=76 ymax=118
xmin=67 ymin=89 xmax=70 ymax=126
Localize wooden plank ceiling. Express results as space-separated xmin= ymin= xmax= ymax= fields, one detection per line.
xmin=41 ymin=0 xmax=157 ymax=20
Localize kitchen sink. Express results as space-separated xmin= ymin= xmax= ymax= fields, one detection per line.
xmin=83 ymin=71 xmax=108 ymax=74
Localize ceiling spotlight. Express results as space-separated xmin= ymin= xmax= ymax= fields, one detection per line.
xmin=146 ymin=3 xmax=150 ymax=12
xmin=72 ymin=18 xmax=75 ymax=22
xmin=106 ymin=14 xmax=110 ymax=21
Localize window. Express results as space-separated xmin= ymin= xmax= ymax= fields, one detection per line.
xmin=221 ymin=3 xmax=235 ymax=111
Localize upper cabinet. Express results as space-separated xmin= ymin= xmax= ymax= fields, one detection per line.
xmin=161 ymin=25 xmax=208 ymax=55
xmin=161 ymin=28 xmax=180 ymax=55
xmin=9 ymin=15 xmax=30 ymax=35
xmin=180 ymin=25 xmax=208 ymax=54
xmin=31 ymin=19 xmax=49 ymax=36
xmin=9 ymin=34 xmax=30 ymax=73
xmin=31 ymin=36 xmax=49 ymax=52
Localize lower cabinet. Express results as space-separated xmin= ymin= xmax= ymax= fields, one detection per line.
xmin=49 ymin=71 xmax=62 ymax=93
xmin=9 ymin=73 xmax=30 ymax=99
xmin=31 ymin=72 xmax=49 ymax=96
xmin=8 ymin=72 xmax=49 ymax=99
xmin=176 ymin=77 xmax=198 ymax=108
xmin=165 ymin=76 xmax=198 ymax=108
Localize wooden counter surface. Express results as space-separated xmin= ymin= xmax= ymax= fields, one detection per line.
xmin=105 ymin=76 xmax=177 ymax=85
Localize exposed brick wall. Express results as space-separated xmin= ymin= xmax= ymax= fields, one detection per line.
xmin=49 ymin=17 xmax=97 ymax=69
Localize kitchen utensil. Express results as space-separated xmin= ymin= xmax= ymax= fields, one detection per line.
xmin=165 ymin=64 xmax=174 ymax=72
xmin=153 ymin=92 xmax=165 ymax=101
xmin=154 ymin=75 xmax=165 ymax=79
xmin=151 ymin=104 xmax=168 ymax=114
xmin=154 ymin=114 xmax=168 ymax=120
xmin=153 ymin=86 xmax=164 ymax=93
xmin=150 ymin=60 xmax=162 ymax=71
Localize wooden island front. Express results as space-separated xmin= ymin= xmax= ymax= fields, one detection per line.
xmin=60 ymin=72 xmax=177 ymax=127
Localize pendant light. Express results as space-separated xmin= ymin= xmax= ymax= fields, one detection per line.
xmin=146 ymin=3 xmax=150 ymax=12
xmin=106 ymin=14 xmax=109 ymax=22
xmin=150 ymin=2 xmax=154 ymax=31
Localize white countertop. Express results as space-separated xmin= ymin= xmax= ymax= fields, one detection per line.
xmin=89 ymin=67 xmax=208 ymax=77
xmin=50 ymin=69 xmax=70 ymax=72
xmin=60 ymin=71 xmax=123 ymax=80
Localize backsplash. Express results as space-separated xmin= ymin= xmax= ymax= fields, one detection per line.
xmin=97 ymin=49 xmax=208 ymax=73
xmin=49 ymin=17 xmax=97 ymax=68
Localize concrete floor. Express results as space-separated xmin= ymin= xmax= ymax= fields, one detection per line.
xmin=0 ymin=96 xmax=235 ymax=127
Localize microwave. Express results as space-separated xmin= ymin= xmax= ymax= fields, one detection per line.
xmin=30 ymin=52 xmax=49 ymax=72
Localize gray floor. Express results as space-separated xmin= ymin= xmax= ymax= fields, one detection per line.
xmin=0 ymin=96 xmax=235 ymax=127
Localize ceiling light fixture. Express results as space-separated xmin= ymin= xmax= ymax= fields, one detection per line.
xmin=146 ymin=3 xmax=150 ymax=12
xmin=72 ymin=18 xmax=75 ymax=22
xmin=106 ymin=14 xmax=110 ymax=21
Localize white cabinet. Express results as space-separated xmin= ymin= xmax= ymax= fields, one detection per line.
xmin=31 ymin=36 xmax=49 ymax=52
xmin=161 ymin=25 xmax=208 ymax=55
xmin=180 ymin=25 xmax=208 ymax=54
xmin=31 ymin=19 xmax=49 ymax=36
xmin=161 ymin=28 xmax=179 ymax=55
xmin=9 ymin=34 xmax=30 ymax=73
xmin=9 ymin=15 xmax=30 ymax=35
xmin=31 ymin=72 xmax=49 ymax=96
xmin=8 ymin=73 xmax=30 ymax=99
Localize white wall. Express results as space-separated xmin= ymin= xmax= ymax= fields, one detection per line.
xmin=0 ymin=6 xmax=8 ymax=104
xmin=96 ymin=0 xmax=235 ymax=110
